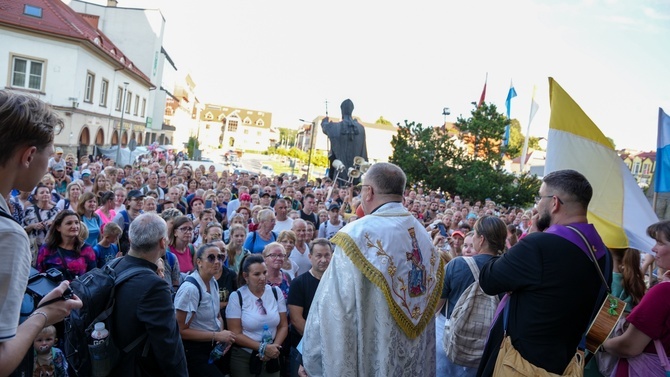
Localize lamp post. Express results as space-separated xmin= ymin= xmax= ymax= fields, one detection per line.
xmin=299 ymin=118 xmax=315 ymax=180
xmin=115 ymin=82 xmax=129 ymax=165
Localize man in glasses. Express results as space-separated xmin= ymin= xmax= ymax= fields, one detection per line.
xmin=302 ymin=162 xmax=444 ymax=376
xmin=112 ymin=190 xmax=145 ymax=255
xmin=477 ymin=170 xmax=610 ymax=376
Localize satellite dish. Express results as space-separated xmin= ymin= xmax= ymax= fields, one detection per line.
xmin=128 ymin=139 xmax=137 ymax=151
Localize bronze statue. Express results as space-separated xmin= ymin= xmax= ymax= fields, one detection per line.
xmin=321 ymin=99 xmax=368 ymax=184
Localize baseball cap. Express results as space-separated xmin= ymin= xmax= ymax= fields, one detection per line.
xmin=328 ymin=203 xmax=340 ymax=211
xmin=260 ymin=192 xmax=270 ymax=197
xmin=55 ymin=147 xmax=63 ymax=154
xmin=240 ymin=193 xmax=252 ymax=201
xmin=126 ymin=190 xmax=145 ymax=200
xmin=52 ymin=163 xmax=64 ymax=171
xmin=452 ymin=230 xmax=465 ymax=239
xmin=81 ymin=169 xmax=92 ymax=176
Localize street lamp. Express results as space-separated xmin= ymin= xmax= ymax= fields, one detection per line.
xmin=115 ymin=82 xmax=129 ymax=165
xmin=442 ymin=107 xmax=450 ymax=124
xmin=299 ymin=118 xmax=315 ymax=180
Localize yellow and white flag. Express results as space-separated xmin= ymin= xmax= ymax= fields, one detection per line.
xmin=546 ymin=78 xmax=657 ymax=253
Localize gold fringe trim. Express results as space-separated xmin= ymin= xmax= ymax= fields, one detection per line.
xmin=331 ymin=232 xmax=445 ymax=339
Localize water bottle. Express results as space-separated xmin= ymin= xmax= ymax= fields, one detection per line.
xmin=208 ymin=341 xmax=227 ymax=364
xmin=261 ymin=324 xmax=273 ymax=344
xmin=91 ymin=322 xmax=109 ymax=345
xmin=90 ymin=322 xmax=112 ymax=377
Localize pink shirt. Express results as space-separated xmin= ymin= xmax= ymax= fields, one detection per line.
xmin=95 ymin=208 xmax=116 ymax=226
xmin=171 ymin=245 xmax=194 ymax=273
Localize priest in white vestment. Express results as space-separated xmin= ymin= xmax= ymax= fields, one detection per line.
xmin=301 ymin=162 xmax=444 ymax=377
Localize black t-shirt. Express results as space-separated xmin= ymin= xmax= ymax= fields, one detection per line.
xmin=216 ymin=266 xmax=238 ymax=328
xmin=300 ymin=210 xmax=319 ymax=229
xmin=287 ymin=270 xmax=320 ymax=348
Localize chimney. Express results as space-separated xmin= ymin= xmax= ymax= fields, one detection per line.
xmin=107 ymin=0 xmax=118 ymax=7
xmin=79 ymin=13 xmax=100 ymax=29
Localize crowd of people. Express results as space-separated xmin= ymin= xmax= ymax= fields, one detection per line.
xmin=1 ymin=90 xmax=669 ymax=377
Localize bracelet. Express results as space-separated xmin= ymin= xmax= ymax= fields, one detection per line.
xmin=30 ymin=311 xmax=48 ymax=325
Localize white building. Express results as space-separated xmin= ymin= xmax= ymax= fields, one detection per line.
xmin=65 ymin=0 xmax=177 ymax=145
xmin=0 ymin=0 xmax=163 ymax=158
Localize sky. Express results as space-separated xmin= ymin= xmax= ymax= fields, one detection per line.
xmin=100 ymin=0 xmax=669 ymax=151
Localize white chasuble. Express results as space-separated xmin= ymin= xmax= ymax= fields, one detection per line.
xmin=302 ymin=202 xmax=445 ymax=377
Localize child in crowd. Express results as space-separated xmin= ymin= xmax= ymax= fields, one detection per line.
xmin=93 ymin=222 xmax=122 ymax=268
xmin=33 ymin=325 xmax=68 ymax=377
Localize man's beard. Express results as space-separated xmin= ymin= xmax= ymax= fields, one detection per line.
xmin=536 ymin=211 xmax=551 ymax=232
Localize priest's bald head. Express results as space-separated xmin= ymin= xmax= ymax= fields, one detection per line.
xmin=359 ymin=162 xmax=406 ymax=215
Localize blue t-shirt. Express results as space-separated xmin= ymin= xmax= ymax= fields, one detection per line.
xmin=81 ymin=214 xmax=102 ymax=247
xmin=93 ymin=243 xmax=118 ymax=268
xmin=243 ymin=231 xmax=277 ymax=254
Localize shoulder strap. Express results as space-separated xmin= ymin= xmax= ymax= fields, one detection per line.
xmin=272 ymin=285 xmax=279 ymax=301
xmin=121 ymin=210 xmax=130 ymax=230
xmin=566 ymin=226 xmax=611 ymax=292
xmin=188 ymin=244 xmax=195 ymax=257
xmin=33 ymin=205 xmax=43 ymax=223
xmin=0 ymin=208 xmax=19 ymax=225
xmin=183 ymin=276 xmax=202 ymax=308
xmin=237 ymin=290 xmax=243 ymax=308
xmin=463 ymin=257 xmax=480 ymax=283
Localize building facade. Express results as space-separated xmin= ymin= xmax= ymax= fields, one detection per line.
xmin=198 ymin=104 xmax=276 ymax=152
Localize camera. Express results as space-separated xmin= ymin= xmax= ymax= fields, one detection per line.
xmin=20 ymin=267 xmax=64 ymax=322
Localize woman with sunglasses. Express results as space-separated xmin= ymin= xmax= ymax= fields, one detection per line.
xmin=175 ymin=243 xmax=237 ymax=377
xmin=226 ymin=254 xmax=288 ymax=377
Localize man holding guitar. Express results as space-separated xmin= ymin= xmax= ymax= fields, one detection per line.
xmin=476 ymin=169 xmax=611 ymax=376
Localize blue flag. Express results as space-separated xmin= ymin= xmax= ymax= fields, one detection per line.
xmin=503 ymin=81 xmax=517 ymax=146
xmin=656 ymin=107 xmax=670 ymax=192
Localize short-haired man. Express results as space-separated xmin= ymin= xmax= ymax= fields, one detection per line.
xmin=317 ymin=203 xmax=345 ymax=240
xmin=477 ymin=169 xmax=610 ymax=376
xmin=289 ymin=219 xmax=311 ymax=276
xmin=302 ymin=162 xmax=444 ymax=376
xmin=299 ymin=193 xmax=319 ymax=229
xmin=288 ymin=238 xmax=333 ymax=377
xmin=273 ymin=198 xmax=294 ymax=233
xmin=111 ymin=213 xmax=188 ymax=376
xmin=0 ymin=90 xmax=82 ymax=375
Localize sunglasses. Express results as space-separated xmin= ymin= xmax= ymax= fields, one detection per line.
xmin=205 ymin=254 xmax=225 ymax=263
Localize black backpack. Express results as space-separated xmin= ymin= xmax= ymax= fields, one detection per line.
xmin=64 ymin=258 xmax=148 ymax=377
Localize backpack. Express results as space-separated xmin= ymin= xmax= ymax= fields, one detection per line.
xmin=181 ymin=274 xmax=218 ymax=309
xmin=443 ymin=257 xmax=499 ymax=368
xmin=64 ymin=258 xmax=149 ymax=377
xmin=235 ymin=285 xmax=279 ymax=307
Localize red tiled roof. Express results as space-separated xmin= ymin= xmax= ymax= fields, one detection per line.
xmin=636 ymin=151 xmax=656 ymax=162
xmin=0 ymin=0 xmax=151 ymax=85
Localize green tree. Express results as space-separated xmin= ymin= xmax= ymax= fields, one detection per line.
xmin=278 ymin=127 xmax=299 ymax=148
xmin=455 ymin=103 xmax=509 ymax=165
xmin=187 ymin=136 xmax=199 ymax=159
xmin=507 ymin=119 xmax=542 ymax=158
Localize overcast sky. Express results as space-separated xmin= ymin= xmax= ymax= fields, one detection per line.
xmin=99 ymin=0 xmax=670 ymax=151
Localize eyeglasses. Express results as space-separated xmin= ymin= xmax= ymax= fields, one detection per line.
xmin=535 ymin=195 xmax=564 ymax=205
xmin=205 ymin=254 xmax=225 ymax=263
xmin=177 ymin=227 xmax=194 ymax=232
xmin=264 ymin=253 xmax=286 ymax=259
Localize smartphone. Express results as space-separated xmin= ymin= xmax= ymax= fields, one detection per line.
xmin=205 ymin=200 xmax=213 ymax=209
xmin=438 ymin=223 xmax=448 ymax=237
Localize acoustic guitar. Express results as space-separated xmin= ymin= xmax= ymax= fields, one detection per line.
xmin=585 ymin=294 xmax=626 ymax=353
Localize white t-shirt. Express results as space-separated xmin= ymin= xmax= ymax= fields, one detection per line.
xmin=174 ymin=272 xmax=221 ymax=332
xmin=226 ymin=285 xmax=286 ymax=353
xmin=318 ymin=219 xmax=345 ymax=240
xmin=281 ymin=259 xmax=300 ymax=280
xmin=0 ymin=196 xmax=31 ymax=341
xmin=289 ymin=243 xmax=311 ymax=277
xmin=273 ymin=218 xmax=294 ymax=233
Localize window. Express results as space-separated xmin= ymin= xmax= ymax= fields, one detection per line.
xmin=115 ymin=86 xmax=123 ymax=111
xmin=141 ymin=98 xmax=146 ymax=117
xmin=133 ymin=95 xmax=139 ymax=115
xmin=243 ymin=129 xmax=249 ymax=135
xmin=24 ymin=5 xmax=42 ymax=18
xmin=84 ymin=72 xmax=95 ymax=103
xmin=642 ymin=162 xmax=651 ymax=175
xmin=125 ymin=91 xmax=132 ymax=114
xmin=228 ymin=120 xmax=238 ymax=132
xmin=632 ymin=161 xmax=641 ymax=174
xmin=256 ymin=119 xmax=265 ymax=127
xmin=100 ymin=79 xmax=109 ymax=107
xmin=11 ymin=56 xmax=44 ymax=90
